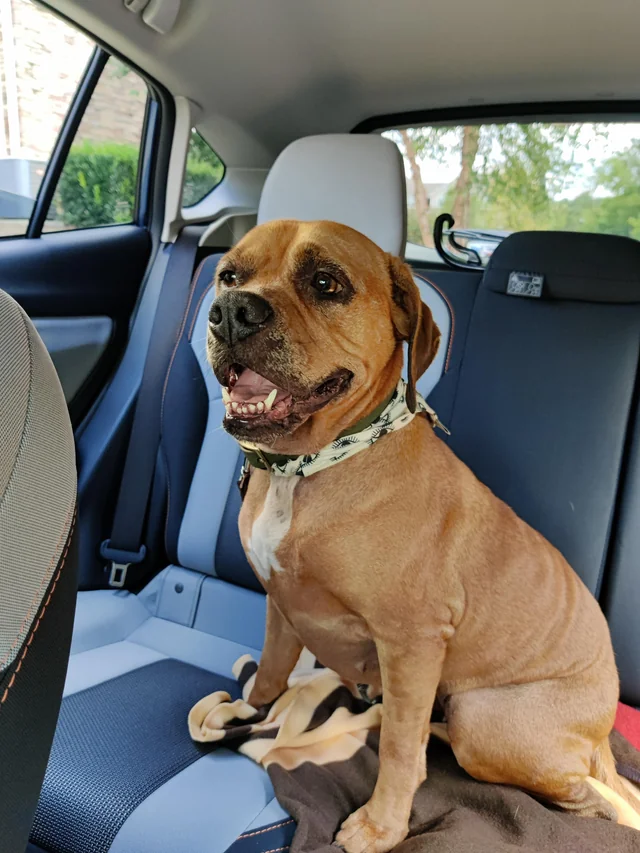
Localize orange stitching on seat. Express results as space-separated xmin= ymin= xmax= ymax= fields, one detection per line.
xmin=414 ymin=272 xmax=455 ymax=373
xmin=159 ymin=256 xmax=210 ymax=427
xmin=160 ymin=257 xmax=215 ymax=551
xmin=260 ymin=846 xmax=289 ymax=853
xmin=1 ymin=511 xmax=76 ymax=706
xmin=188 ymin=281 xmax=216 ymax=342
xmin=0 ymin=500 xmax=75 ymax=670
xmin=238 ymin=820 xmax=296 ymax=839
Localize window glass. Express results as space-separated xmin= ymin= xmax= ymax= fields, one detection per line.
xmin=182 ymin=128 xmax=225 ymax=207
xmin=43 ymin=57 xmax=148 ymax=232
xmin=385 ymin=121 xmax=640 ymax=264
xmin=0 ymin=0 xmax=93 ymax=236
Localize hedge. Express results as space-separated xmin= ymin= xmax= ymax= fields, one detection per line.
xmin=55 ymin=141 xmax=138 ymax=228
xmin=54 ymin=139 xmax=224 ymax=229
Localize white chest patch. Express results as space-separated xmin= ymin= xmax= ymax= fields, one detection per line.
xmin=247 ymin=475 xmax=299 ymax=581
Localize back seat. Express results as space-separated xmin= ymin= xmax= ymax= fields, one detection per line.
xmin=429 ymin=231 xmax=640 ymax=598
xmin=31 ymin=136 xmax=640 ymax=853
xmin=604 ymin=392 xmax=640 ymax=706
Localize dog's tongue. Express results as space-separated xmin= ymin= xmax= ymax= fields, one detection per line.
xmin=229 ymin=368 xmax=285 ymax=404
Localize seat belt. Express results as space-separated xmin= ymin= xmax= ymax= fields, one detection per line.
xmin=100 ymin=225 xmax=203 ymax=588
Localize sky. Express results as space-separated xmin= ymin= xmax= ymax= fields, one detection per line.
xmin=388 ymin=122 xmax=640 ymax=200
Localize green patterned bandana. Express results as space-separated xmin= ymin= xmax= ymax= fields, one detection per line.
xmin=240 ymin=379 xmax=449 ymax=478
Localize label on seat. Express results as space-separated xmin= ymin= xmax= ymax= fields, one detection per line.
xmin=507 ymin=271 xmax=544 ymax=298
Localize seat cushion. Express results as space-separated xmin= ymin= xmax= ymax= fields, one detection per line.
xmin=32 ymin=570 xmax=290 ymax=853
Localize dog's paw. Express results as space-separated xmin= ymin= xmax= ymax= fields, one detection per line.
xmin=334 ymin=806 xmax=407 ymax=853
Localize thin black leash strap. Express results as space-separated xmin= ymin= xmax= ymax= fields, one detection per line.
xmin=101 ymin=226 xmax=203 ymax=587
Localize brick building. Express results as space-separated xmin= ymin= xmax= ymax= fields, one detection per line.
xmin=0 ymin=0 xmax=147 ymax=216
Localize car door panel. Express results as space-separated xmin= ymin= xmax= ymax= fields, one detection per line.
xmin=32 ymin=316 xmax=113 ymax=402
xmin=0 ymin=225 xmax=151 ymax=421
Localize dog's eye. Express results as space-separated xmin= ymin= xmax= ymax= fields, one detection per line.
xmin=219 ymin=270 xmax=238 ymax=286
xmin=312 ymin=272 xmax=343 ymax=296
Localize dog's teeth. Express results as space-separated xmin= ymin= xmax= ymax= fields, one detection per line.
xmin=248 ymin=404 xmax=256 ymax=414
xmin=232 ymin=402 xmax=239 ymax=412
xmin=264 ymin=389 xmax=277 ymax=412
xmin=256 ymin=401 xmax=264 ymax=413
xmin=222 ymin=388 xmax=231 ymax=403
xmin=242 ymin=405 xmax=249 ymax=415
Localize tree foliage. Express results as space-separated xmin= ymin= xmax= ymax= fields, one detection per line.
xmin=392 ymin=122 xmax=640 ymax=247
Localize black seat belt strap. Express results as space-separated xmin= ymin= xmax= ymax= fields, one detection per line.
xmin=100 ymin=225 xmax=203 ymax=587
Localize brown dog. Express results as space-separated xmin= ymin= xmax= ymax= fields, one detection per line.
xmin=207 ymin=219 xmax=639 ymax=853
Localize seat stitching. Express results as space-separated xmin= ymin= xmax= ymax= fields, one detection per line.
xmin=1 ymin=510 xmax=76 ymax=706
xmin=161 ymin=442 xmax=173 ymax=557
xmin=160 ymin=258 xmax=214 ymax=553
xmin=413 ymin=272 xmax=455 ymax=373
xmin=0 ymin=498 xmax=75 ymax=670
xmin=188 ymin=280 xmax=216 ymax=341
xmin=259 ymin=847 xmax=289 ymax=853
xmin=159 ymin=256 xmax=209 ymax=427
xmin=238 ymin=820 xmax=295 ymax=839
xmin=0 ymin=309 xmax=33 ymax=516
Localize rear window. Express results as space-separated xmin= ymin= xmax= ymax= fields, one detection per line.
xmin=384 ymin=121 xmax=640 ymax=264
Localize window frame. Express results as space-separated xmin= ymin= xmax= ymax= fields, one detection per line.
xmin=9 ymin=20 xmax=169 ymax=243
xmin=26 ymin=47 xmax=107 ymax=238
xmin=31 ymin=48 xmax=154 ymax=237
xmin=352 ymin=101 xmax=640 ymax=135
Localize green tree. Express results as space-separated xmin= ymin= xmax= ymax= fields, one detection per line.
xmin=471 ymin=123 xmax=582 ymax=230
xmin=591 ymin=141 xmax=640 ymax=238
xmin=552 ymin=140 xmax=640 ymax=239
xmin=394 ymin=122 xmax=597 ymax=245
xmin=394 ymin=127 xmax=454 ymax=246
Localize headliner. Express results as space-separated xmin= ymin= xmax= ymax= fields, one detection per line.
xmin=50 ymin=0 xmax=640 ymax=168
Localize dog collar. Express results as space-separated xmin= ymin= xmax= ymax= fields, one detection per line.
xmin=238 ymin=379 xmax=450 ymax=479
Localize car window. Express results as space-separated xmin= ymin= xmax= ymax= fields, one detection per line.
xmin=43 ymin=57 xmax=148 ymax=232
xmin=385 ymin=121 xmax=640 ymax=264
xmin=182 ymin=129 xmax=225 ymax=207
xmin=0 ymin=0 xmax=94 ymax=237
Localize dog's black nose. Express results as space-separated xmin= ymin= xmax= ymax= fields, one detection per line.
xmin=209 ymin=291 xmax=274 ymax=345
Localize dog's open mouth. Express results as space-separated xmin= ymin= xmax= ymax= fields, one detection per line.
xmin=221 ymin=364 xmax=353 ymax=428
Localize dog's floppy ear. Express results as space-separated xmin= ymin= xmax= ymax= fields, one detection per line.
xmin=388 ymin=255 xmax=441 ymax=413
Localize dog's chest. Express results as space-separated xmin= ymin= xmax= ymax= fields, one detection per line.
xmin=246 ymin=474 xmax=299 ymax=581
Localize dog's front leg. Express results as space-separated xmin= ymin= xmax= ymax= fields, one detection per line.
xmin=335 ymin=638 xmax=445 ymax=853
xmin=247 ymin=595 xmax=303 ymax=709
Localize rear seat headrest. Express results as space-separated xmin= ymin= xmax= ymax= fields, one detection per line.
xmin=485 ymin=231 xmax=640 ymax=303
xmin=258 ymin=134 xmax=407 ymax=256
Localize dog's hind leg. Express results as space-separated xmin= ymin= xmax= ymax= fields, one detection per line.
xmin=445 ymin=677 xmax=631 ymax=824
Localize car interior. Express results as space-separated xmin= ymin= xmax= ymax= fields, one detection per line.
xmin=1 ymin=0 xmax=640 ymax=851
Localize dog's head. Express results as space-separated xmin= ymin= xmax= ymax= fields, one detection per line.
xmin=207 ymin=220 xmax=440 ymax=454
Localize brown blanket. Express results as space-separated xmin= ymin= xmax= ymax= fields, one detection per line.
xmin=189 ymin=656 xmax=640 ymax=853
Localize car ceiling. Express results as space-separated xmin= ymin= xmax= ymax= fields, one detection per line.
xmin=50 ymin=0 xmax=640 ymax=169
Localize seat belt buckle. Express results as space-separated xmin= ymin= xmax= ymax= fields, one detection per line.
xmin=100 ymin=541 xmax=147 ymax=588
xmin=108 ymin=561 xmax=130 ymax=588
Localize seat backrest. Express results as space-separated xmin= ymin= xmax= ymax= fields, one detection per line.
xmin=604 ymin=407 xmax=640 ymax=705
xmin=430 ymin=230 xmax=640 ymax=599
xmin=161 ymin=134 xmax=452 ymax=590
xmin=0 ymin=289 xmax=77 ymax=852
